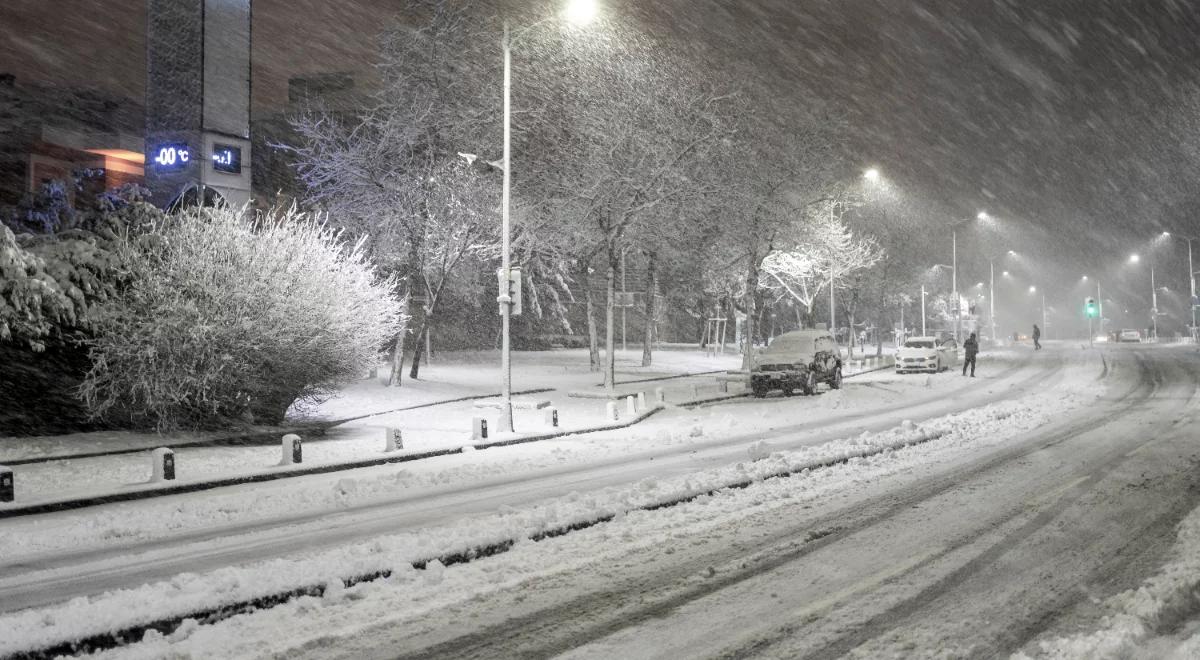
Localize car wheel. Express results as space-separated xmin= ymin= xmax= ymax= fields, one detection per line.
xmin=751 ymin=380 xmax=769 ymax=398
xmin=781 ymin=386 xmax=795 ymax=397
xmin=804 ymin=370 xmax=817 ymax=395
xmin=830 ymin=367 xmax=843 ymax=390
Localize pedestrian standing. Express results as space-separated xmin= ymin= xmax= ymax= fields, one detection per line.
xmin=962 ymin=332 xmax=979 ymax=377
xmin=1032 ymin=324 xmax=1042 ymax=350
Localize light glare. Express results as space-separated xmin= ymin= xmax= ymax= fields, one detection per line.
xmin=564 ymin=0 xmax=598 ymax=25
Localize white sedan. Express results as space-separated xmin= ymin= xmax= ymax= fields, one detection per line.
xmin=896 ymin=337 xmax=959 ymax=373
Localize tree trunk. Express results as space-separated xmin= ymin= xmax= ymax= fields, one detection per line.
xmin=408 ymin=318 xmax=428 ymax=380
xmin=604 ymin=253 xmax=617 ymax=390
xmin=641 ymin=251 xmax=656 ymax=367
xmin=582 ymin=261 xmax=600 ymax=372
xmin=387 ymin=330 xmax=407 ymax=387
xmin=847 ymin=311 xmax=856 ymax=359
xmin=742 ymin=258 xmax=759 ymax=371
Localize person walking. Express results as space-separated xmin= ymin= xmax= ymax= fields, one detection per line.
xmin=1032 ymin=323 xmax=1042 ymax=350
xmin=962 ymin=332 xmax=979 ymax=377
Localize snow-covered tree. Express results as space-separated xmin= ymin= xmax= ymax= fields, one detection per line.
xmin=287 ymin=0 xmax=500 ymax=385
xmin=81 ymin=205 xmax=403 ymax=429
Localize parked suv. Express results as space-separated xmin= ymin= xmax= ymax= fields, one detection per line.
xmin=750 ymin=329 xmax=844 ymax=397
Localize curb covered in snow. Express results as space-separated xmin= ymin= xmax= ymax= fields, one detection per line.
xmin=7 ymin=421 xmax=945 ymax=660
xmin=0 ymin=405 xmax=665 ymax=520
xmin=0 ymin=388 xmax=558 ymax=467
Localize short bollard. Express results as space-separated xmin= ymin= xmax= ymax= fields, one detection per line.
xmin=544 ymin=408 xmax=559 ymax=428
xmin=281 ymin=433 xmax=302 ymax=465
xmin=606 ymin=401 xmax=619 ymax=421
xmin=0 ymin=465 xmax=13 ymax=503
xmin=626 ymin=395 xmax=637 ymax=416
xmin=691 ymin=384 xmax=700 ymax=398
xmin=655 ymin=387 xmax=665 ymax=404
xmin=637 ymin=391 xmax=647 ymax=411
xmin=472 ymin=417 xmax=488 ymax=440
xmin=719 ymin=380 xmax=729 ymax=393
xmin=385 ymin=427 xmax=403 ymax=452
xmin=151 ymin=448 xmax=175 ymax=482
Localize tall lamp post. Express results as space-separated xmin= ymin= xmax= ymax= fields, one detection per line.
xmin=1129 ymin=253 xmax=1156 ymax=342
xmin=498 ymin=0 xmax=597 ymax=433
xmin=1163 ymin=232 xmax=1198 ymax=339
xmin=949 ymin=212 xmax=989 ymax=342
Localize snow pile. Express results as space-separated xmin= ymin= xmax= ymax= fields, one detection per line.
xmin=1015 ymin=504 xmax=1200 ymax=659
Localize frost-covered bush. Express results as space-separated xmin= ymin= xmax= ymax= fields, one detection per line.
xmin=82 ymin=204 xmax=403 ymax=429
xmin=0 ymin=187 xmax=160 ymax=434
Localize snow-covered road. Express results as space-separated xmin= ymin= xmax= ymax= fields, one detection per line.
xmin=298 ymin=345 xmax=1200 ymax=660
xmin=0 ymin=350 xmax=1049 ymax=614
xmin=5 ymin=344 xmax=1200 ymax=658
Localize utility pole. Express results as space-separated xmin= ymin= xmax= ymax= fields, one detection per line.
xmin=498 ymin=20 xmax=515 ymax=433
xmin=1097 ymin=282 xmax=1104 ymax=338
xmin=952 ymin=230 xmax=959 ymax=342
xmin=829 ymin=261 xmax=836 ymax=339
xmin=921 ymin=285 xmax=927 ymax=337
xmin=989 ymin=260 xmax=996 ymax=341
xmin=1151 ymin=264 xmax=1158 ymax=341
xmin=1041 ymin=294 xmax=1047 ymax=340
xmin=621 ymin=247 xmax=627 ymax=353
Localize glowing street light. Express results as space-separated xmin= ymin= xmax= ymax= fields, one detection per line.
xmin=498 ymin=0 xmax=600 ymax=431
xmin=564 ymin=0 xmax=598 ymax=25
xmin=863 ymin=167 xmax=881 ymax=182
xmin=1029 ymin=285 xmax=1037 ymax=293
xmin=1129 ymin=253 xmax=1140 ymax=264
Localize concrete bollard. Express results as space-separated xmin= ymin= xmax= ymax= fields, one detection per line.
xmin=385 ymin=428 xmax=403 ymax=452
xmin=719 ymin=380 xmax=729 ymax=393
xmin=472 ymin=417 xmax=488 ymax=441
xmin=281 ymin=433 xmax=302 ymax=465
xmin=606 ymin=401 xmax=619 ymax=421
xmin=691 ymin=384 xmax=700 ymax=399
xmin=637 ymin=391 xmax=647 ymax=411
xmin=655 ymin=387 xmax=665 ymax=404
xmin=544 ymin=407 xmax=559 ymax=428
xmin=151 ymin=447 xmax=175 ymax=482
xmin=626 ymin=395 xmax=637 ymax=416
xmin=0 ymin=465 xmax=12 ymax=503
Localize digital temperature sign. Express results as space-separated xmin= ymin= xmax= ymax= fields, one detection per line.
xmin=151 ymin=143 xmax=191 ymax=171
xmin=211 ymin=144 xmax=242 ymax=174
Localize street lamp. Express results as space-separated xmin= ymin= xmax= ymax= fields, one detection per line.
xmin=1127 ymin=252 xmax=1157 ymax=341
xmin=863 ymin=167 xmax=880 ymax=182
xmin=564 ymin=0 xmax=598 ymax=24
xmin=498 ymin=0 xmax=598 ymax=432
xmin=1161 ymin=231 xmax=1198 ymax=340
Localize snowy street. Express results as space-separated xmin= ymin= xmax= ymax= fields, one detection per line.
xmin=5 ymin=2 xmax=1200 ymax=656
xmin=4 ymin=344 xmax=1200 ymax=658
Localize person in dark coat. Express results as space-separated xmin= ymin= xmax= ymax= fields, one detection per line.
xmin=1032 ymin=324 xmax=1042 ymax=350
xmin=962 ymin=332 xmax=979 ymax=376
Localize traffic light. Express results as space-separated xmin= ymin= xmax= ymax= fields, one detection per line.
xmin=497 ymin=266 xmax=522 ymax=316
xmin=1084 ymin=297 xmax=1098 ymax=318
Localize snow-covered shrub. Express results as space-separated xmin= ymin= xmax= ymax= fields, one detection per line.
xmin=81 ymin=204 xmax=403 ymax=429
xmin=0 ymin=188 xmax=161 ymax=434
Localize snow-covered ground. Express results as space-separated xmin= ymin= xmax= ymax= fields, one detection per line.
xmin=0 ymin=345 xmax=1102 ymax=657
xmin=1 ymin=346 xmax=905 ymax=507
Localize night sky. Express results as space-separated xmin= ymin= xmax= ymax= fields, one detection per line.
xmin=3 ymin=0 xmax=1198 ymax=328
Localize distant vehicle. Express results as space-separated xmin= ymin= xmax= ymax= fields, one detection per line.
xmin=1118 ymin=329 xmax=1142 ymax=342
xmin=750 ymin=329 xmax=844 ymax=397
xmin=896 ymin=336 xmax=958 ymax=373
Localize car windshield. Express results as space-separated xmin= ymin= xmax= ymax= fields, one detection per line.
xmin=762 ymin=336 xmax=817 ymax=356
xmin=904 ymin=340 xmax=935 ymax=349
